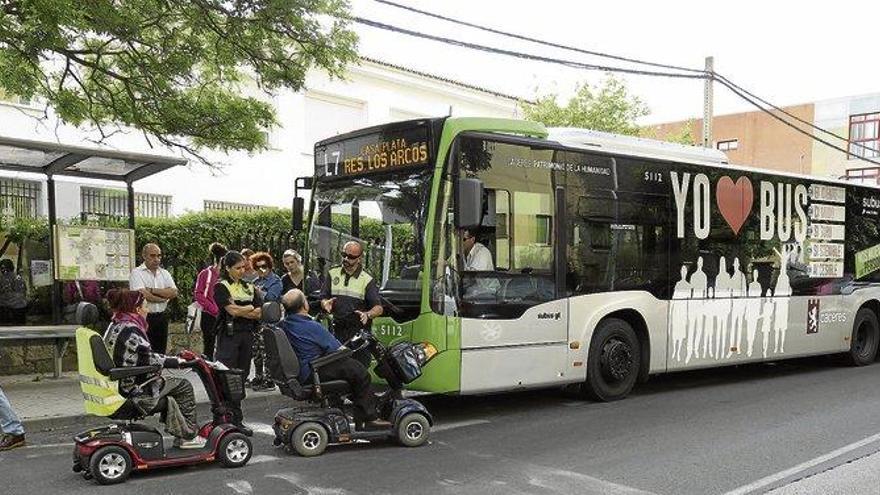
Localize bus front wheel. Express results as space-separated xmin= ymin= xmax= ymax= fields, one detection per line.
xmin=582 ymin=318 xmax=641 ymax=402
xmin=848 ymin=308 xmax=879 ymax=366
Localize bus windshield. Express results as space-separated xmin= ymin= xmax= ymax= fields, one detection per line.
xmin=308 ymin=167 xmax=433 ymax=320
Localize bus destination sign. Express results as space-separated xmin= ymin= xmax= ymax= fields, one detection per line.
xmin=315 ymin=125 xmax=431 ymax=179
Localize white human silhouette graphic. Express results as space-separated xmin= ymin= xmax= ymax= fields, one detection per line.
xmin=772 ymin=245 xmax=793 ymax=353
xmin=728 ymin=258 xmax=748 ymax=357
xmin=761 ymin=288 xmax=774 ymax=358
xmin=745 ymin=269 xmax=763 ymax=357
xmin=688 ymin=256 xmax=709 ymax=362
xmin=670 ymin=265 xmax=691 ymax=362
xmin=713 ymin=257 xmax=732 ymax=360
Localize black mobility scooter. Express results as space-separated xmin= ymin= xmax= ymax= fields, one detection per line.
xmin=260 ymin=302 xmax=436 ymax=456
xmin=71 ymin=303 xmax=253 ymax=484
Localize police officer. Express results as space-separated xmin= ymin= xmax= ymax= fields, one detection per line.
xmin=213 ymin=251 xmax=262 ymax=435
xmin=320 ymin=241 xmax=383 ymax=366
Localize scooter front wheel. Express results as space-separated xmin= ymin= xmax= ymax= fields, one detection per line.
xmin=218 ymin=433 xmax=253 ymax=468
xmin=397 ymin=413 xmax=430 ymax=447
xmin=89 ymin=445 xmax=132 ymax=485
xmin=291 ymin=422 xmax=328 ymax=457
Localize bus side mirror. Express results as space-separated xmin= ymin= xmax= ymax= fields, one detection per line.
xmin=292 ymin=197 xmax=305 ymax=232
xmin=455 ymin=178 xmax=484 ymax=228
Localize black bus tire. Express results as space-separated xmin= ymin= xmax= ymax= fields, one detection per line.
xmin=848 ymin=308 xmax=879 ymax=366
xmin=581 ymin=317 xmax=641 ymax=402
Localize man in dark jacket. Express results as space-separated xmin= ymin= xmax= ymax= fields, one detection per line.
xmin=280 ymin=289 xmax=381 ymax=425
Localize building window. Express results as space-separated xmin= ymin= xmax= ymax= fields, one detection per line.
xmin=849 ymin=112 xmax=880 ymax=159
xmin=204 ymin=200 xmax=268 ymax=213
xmin=0 ymin=178 xmax=40 ymax=219
xmin=81 ymin=187 xmax=172 ymax=219
xmin=717 ymin=139 xmax=738 ymax=151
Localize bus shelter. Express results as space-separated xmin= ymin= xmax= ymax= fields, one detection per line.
xmin=0 ymin=136 xmax=184 ymax=376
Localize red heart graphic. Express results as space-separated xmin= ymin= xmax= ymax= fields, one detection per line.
xmin=716 ymin=176 xmax=753 ymax=235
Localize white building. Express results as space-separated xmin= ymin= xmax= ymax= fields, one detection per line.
xmin=0 ymin=58 xmax=523 ymax=219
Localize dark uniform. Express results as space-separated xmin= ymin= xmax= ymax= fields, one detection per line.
xmin=320 ymin=265 xmax=381 ymax=366
xmin=213 ymin=278 xmax=262 ymax=425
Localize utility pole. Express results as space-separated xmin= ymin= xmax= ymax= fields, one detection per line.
xmin=702 ymin=56 xmax=714 ymax=148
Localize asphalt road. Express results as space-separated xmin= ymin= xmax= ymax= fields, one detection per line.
xmin=4 ymin=356 xmax=880 ymax=495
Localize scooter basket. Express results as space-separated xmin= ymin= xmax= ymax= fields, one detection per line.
xmin=217 ymin=369 xmax=246 ymax=401
xmin=387 ymin=342 xmax=422 ymax=384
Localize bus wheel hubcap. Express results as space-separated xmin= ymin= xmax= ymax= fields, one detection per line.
xmin=602 ymin=339 xmax=633 ymax=381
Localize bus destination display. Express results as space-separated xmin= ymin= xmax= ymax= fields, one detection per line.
xmin=315 ymin=125 xmax=430 ymax=179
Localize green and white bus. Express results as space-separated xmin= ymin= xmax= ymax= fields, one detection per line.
xmin=304 ymin=117 xmax=880 ymax=401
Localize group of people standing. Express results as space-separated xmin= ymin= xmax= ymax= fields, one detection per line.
xmin=193 ymin=244 xmax=310 ymax=392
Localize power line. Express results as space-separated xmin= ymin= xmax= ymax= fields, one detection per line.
xmin=353 ymin=17 xmax=707 ymax=81
xmin=713 ymin=72 xmax=858 ymax=150
xmin=355 ymin=13 xmax=880 ymax=167
xmin=374 ymin=0 xmax=877 ymax=159
xmin=374 ymin=0 xmax=704 ymax=75
xmin=714 ymin=77 xmax=880 ymax=167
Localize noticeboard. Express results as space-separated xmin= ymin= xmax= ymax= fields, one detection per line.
xmin=53 ymin=225 xmax=135 ymax=281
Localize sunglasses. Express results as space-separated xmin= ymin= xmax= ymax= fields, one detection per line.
xmin=255 ymin=263 xmax=268 ymax=269
xmin=341 ymin=252 xmax=360 ymax=260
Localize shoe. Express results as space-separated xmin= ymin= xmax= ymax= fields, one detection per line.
xmin=235 ymin=424 xmax=254 ymax=437
xmin=173 ymin=436 xmax=207 ymax=449
xmin=0 ymin=433 xmax=26 ymax=451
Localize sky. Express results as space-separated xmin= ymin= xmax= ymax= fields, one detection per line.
xmin=350 ymin=0 xmax=880 ymax=124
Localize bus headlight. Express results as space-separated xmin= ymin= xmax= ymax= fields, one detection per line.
xmin=414 ymin=342 xmax=438 ymax=366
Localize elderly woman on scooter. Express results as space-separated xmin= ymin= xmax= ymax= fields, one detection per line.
xmin=103 ymin=288 xmax=205 ymax=449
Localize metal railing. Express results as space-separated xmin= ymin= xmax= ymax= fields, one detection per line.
xmin=81 ymin=186 xmax=172 ymax=219
xmin=0 ymin=178 xmax=41 ymax=219
xmin=841 ymin=167 xmax=880 ymax=185
xmin=204 ymin=200 xmax=269 ymax=213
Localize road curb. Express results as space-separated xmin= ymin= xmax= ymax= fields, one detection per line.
xmin=23 ymin=391 xmax=296 ymax=432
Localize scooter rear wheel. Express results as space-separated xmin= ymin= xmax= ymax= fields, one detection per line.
xmin=89 ymin=446 xmax=132 ymax=485
xmin=397 ymin=413 xmax=430 ymax=447
xmin=291 ymin=422 xmax=328 ymax=457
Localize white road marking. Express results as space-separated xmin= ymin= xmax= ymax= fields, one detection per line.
xmin=529 ymin=468 xmax=657 ymax=495
xmin=267 ymin=473 xmax=348 ymax=494
xmin=724 ymin=431 xmax=880 ymax=495
xmin=249 ymin=454 xmax=281 ymax=464
xmin=248 ymin=422 xmax=276 ymax=436
xmin=226 ymin=480 xmax=253 ymax=494
xmin=433 ymin=419 xmax=490 ymax=432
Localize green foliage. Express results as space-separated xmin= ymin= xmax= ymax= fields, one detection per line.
xmin=0 ymin=0 xmax=359 ymax=166
xmin=522 ymin=75 xmax=649 ymax=135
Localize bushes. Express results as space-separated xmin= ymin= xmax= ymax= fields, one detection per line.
xmin=137 ymin=209 xmax=301 ymax=320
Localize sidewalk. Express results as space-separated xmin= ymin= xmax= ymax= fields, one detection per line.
xmin=1 ymin=369 xmax=285 ymax=431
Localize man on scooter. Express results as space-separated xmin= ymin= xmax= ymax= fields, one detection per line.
xmin=280 ymin=289 xmax=385 ymax=426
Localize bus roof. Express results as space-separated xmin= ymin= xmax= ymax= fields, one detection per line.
xmin=546 ymin=127 xmax=880 ymax=190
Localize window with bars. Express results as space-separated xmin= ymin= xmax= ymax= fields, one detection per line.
xmin=204 ymin=200 xmax=268 ymax=213
xmin=849 ymin=112 xmax=880 ymax=159
xmin=0 ymin=178 xmax=40 ymax=219
xmin=81 ymin=187 xmax=172 ymax=219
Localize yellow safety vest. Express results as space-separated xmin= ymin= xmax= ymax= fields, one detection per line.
xmin=76 ymin=327 xmax=127 ymax=417
xmin=219 ymin=279 xmax=255 ymax=302
xmin=329 ymin=266 xmax=373 ymax=300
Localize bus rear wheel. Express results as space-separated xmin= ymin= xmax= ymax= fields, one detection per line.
xmin=848 ymin=308 xmax=879 ymax=366
xmin=582 ymin=317 xmax=641 ymax=402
